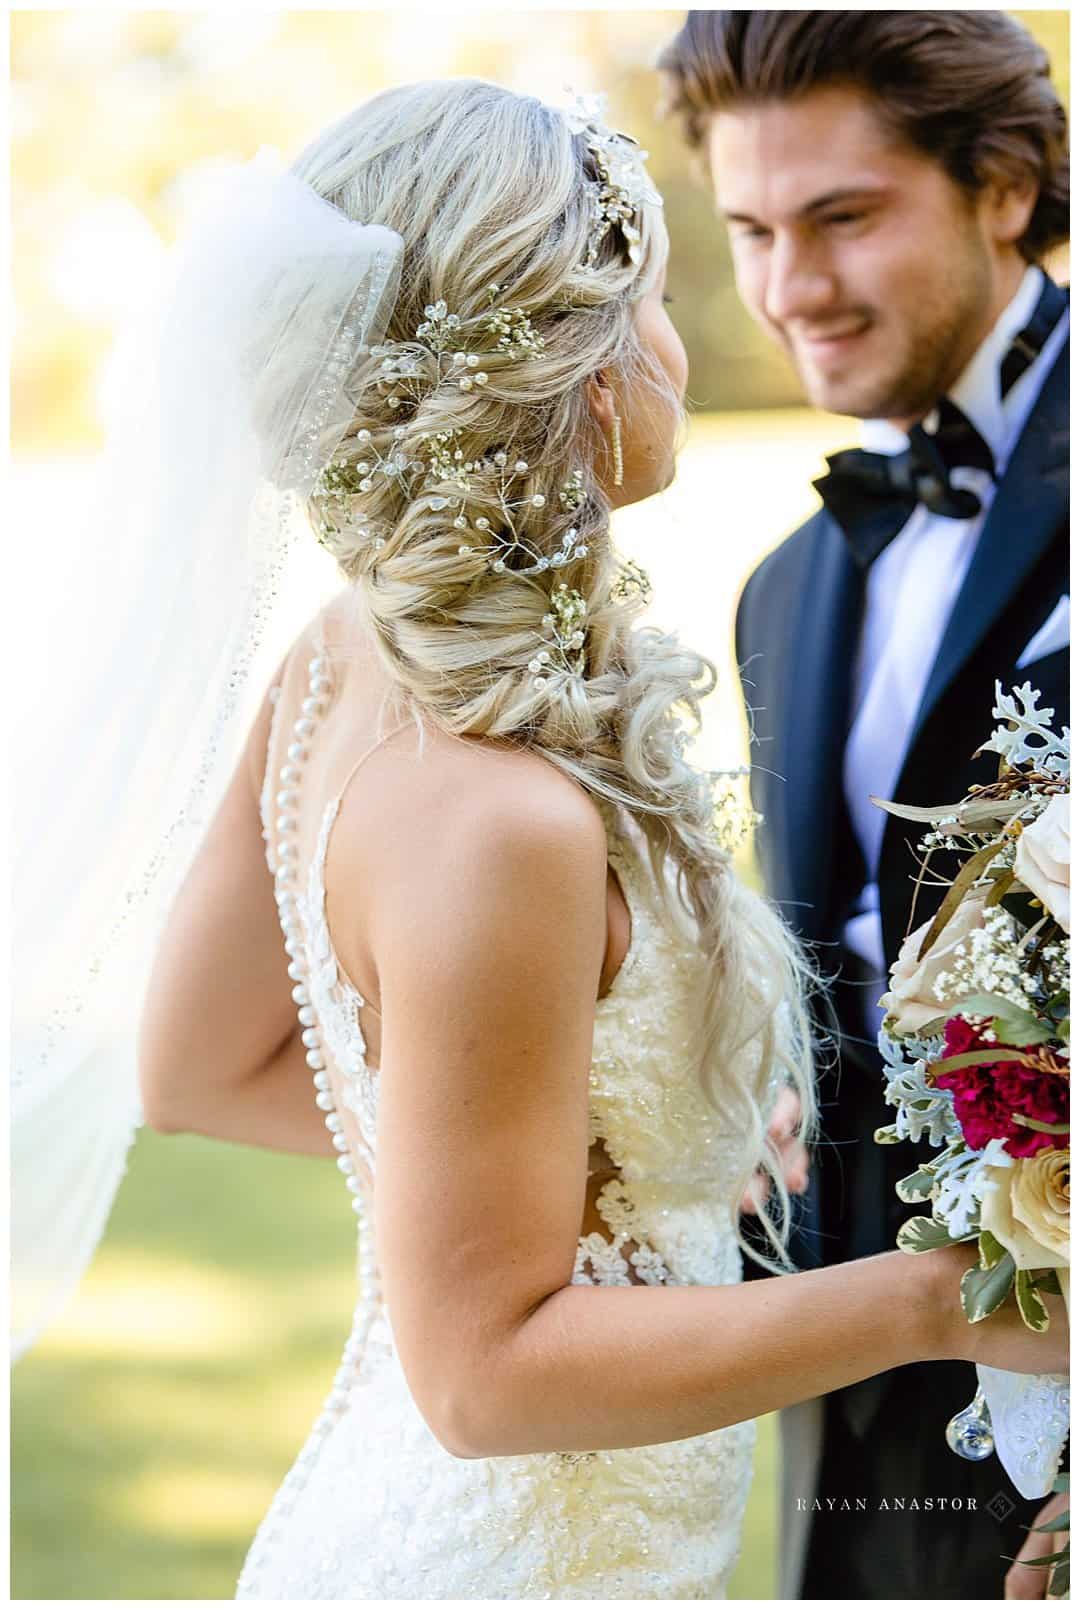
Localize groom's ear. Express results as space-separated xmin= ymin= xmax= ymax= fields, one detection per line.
xmin=585 ymin=370 xmax=618 ymax=432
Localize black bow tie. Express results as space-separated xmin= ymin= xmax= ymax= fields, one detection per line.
xmin=815 ymin=399 xmax=995 ymax=569
xmin=816 ymin=271 xmax=1068 ymax=571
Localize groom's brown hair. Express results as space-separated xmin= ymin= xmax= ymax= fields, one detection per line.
xmin=657 ymin=10 xmax=1069 ymax=263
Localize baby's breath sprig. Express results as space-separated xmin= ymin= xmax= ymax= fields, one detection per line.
xmin=368 ymin=284 xmax=551 ymax=416
xmin=530 ymin=584 xmax=588 ymax=688
xmin=610 ymin=556 xmax=652 ymax=607
xmin=369 ymin=335 xmax=429 ymax=414
xmin=311 ymin=423 xmax=418 ymax=554
xmin=373 ymin=298 xmax=488 ymax=409
xmin=418 ymin=429 xmax=484 ymax=493
xmin=483 ymin=283 xmax=546 ymax=360
xmin=413 ymin=298 xmax=461 ymax=349
xmin=558 ymin=469 xmax=585 ymax=510
xmin=707 ymin=765 xmax=760 ymax=861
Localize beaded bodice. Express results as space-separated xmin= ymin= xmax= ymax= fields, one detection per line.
xmin=239 ymin=644 xmax=759 ymax=1600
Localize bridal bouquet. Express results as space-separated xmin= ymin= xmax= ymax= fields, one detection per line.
xmin=873 ymin=682 xmax=1069 ymax=1572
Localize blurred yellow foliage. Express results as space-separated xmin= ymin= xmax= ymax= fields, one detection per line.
xmin=11 ymin=10 xmax=1069 ymax=451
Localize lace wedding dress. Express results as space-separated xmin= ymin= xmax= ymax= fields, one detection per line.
xmin=236 ymin=637 xmax=759 ymax=1600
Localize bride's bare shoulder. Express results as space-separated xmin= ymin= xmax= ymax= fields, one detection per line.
xmin=331 ymin=597 xmax=599 ymax=811
xmin=375 ymin=722 xmax=609 ymax=878
xmin=315 ymin=605 xmax=610 ymax=984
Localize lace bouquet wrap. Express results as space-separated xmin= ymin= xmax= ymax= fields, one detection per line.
xmin=873 ymin=682 xmax=1069 ymax=1517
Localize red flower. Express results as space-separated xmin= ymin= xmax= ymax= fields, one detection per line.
xmin=933 ymin=1017 xmax=1068 ymax=1158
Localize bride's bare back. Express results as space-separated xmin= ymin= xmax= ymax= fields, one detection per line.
xmin=264 ymin=595 xmax=648 ymax=1269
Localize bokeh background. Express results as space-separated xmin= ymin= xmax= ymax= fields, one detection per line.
xmin=11 ymin=8 xmax=1069 ymax=1599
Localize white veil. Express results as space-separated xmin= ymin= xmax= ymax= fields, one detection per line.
xmin=12 ymin=149 xmax=404 ymax=1358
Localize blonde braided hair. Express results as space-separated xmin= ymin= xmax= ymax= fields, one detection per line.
xmin=290 ymin=78 xmax=818 ymax=1272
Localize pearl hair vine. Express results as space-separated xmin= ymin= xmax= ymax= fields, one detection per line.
xmin=310 ymin=285 xmax=597 ymax=692
xmin=314 ymin=424 xmax=590 ymax=580
xmin=311 ymin=284 xmax=556 ymax=558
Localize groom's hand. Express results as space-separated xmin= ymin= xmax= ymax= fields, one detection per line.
xmin=1004 ymin=1489 xmax=1069 ymax=1600
xmin=739 ymin=1085 xmax=809 ymax=1215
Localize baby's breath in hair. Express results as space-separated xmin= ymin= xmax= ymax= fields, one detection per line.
xmin=610 ymin=556 xmax=652 ymax=607
xmin=559 ymin=469 xmax=585 ymax=510
xmin=314 ymin=297 xmax=594 ymax=680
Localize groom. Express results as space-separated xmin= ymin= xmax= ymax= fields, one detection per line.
xmin=661 ymin=11 xmax=1069 ymax=1601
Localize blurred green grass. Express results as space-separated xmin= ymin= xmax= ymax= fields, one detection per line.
xmin=12 ymin=1126 xmax=779 ymax=1598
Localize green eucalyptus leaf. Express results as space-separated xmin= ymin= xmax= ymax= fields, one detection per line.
xmin=1049 ymin=1561 xmax=1068 ymax=1598
xmin=869 ymin=795 xmax=1016 ymax=830
xmin=978 ymin=1229 xmax=1008 ymax=1270
xmin=991 ymin=1013 xmax=1053 ymax=1046
xmin=896 ymin=1167 xmax=937 ymax=1204
xmin=903 ymin=1013 xmax=950 ymax=1039
xmin=960 ymin=1251 xmax=1016 ymax=1321
xmin=916 ymin=840 xmax=1005 ymax=962
xmin=983 ymin=867 xmax=1019 ymax=909
xmin=955 ymin=993 xmax=1054 ymax=1046
xmin=1016 ymin=1268 xmax=1051 ymax=1332
xmin=930 ymin=1048 xmax=1037 ymax=1075
xmin=1052 ymin=1474 xmax=1070 ymax=1494
xmin=898 ymin=1216 xmax=966 ymax=1255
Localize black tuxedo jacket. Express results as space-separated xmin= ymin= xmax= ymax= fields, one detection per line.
xmin=735 ymin=335 xmax=1069 ymax=1272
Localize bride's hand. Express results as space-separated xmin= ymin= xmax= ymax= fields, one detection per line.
xmin=1004 ymin=1488 xmax=1069 ymax=1600
xmin=739 ymin=1085 xmax=809 ymax=1214
xmin=929 ymin=1243 xmax=1069 ymax=1375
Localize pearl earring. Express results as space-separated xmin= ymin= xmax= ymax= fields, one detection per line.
xmin=612 ymin=414 xmax=624 ymax=487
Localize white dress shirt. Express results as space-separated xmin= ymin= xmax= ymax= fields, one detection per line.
xmin=842 ymin=266 xmax=1069 ymax=985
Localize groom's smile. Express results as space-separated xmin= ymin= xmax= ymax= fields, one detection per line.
xmin=706 ymin=83 xmax=1022 ymax=429
xmin=795 ymin=319 xmax=874 ymax=362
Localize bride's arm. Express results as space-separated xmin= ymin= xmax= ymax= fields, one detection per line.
xmin=371 ymin=766 xmax=1068 ymax=1460
xmin=137 ymin=657 xmax=335 ymax=1158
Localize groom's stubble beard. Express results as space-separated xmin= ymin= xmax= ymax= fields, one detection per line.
xmin=776 ymin=214 xmax=996 ymax=426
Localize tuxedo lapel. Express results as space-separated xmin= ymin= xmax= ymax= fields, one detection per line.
xmin=779 ymin=520 xmax=863 ymax=937
xmin=909 ymin=338 xmax=1068 ymax=744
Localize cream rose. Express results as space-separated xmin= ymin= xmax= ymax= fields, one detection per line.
xmin=980 ymin=1146 xmax=1070 ymax=1270
xmin=1014 ymin=795 xmax=1070 ymax=932
xmin=879 ymin=894 xmax=989 ymax=1036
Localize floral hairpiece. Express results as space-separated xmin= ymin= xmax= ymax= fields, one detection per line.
xmin=559 ymin=89 xmax=663 ymax=271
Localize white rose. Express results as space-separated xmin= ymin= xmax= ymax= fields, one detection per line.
xmin=879 ymin=894 xmax=988 ymax=1037
xmin=1014 ymin=794 xmax=1070 ymax=932
xmin=980 ymin=1146 xmax=1070 ymax=1270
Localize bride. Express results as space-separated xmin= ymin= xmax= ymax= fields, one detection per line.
xmin=21 ymin=80 xmax=1065 ymax=1600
